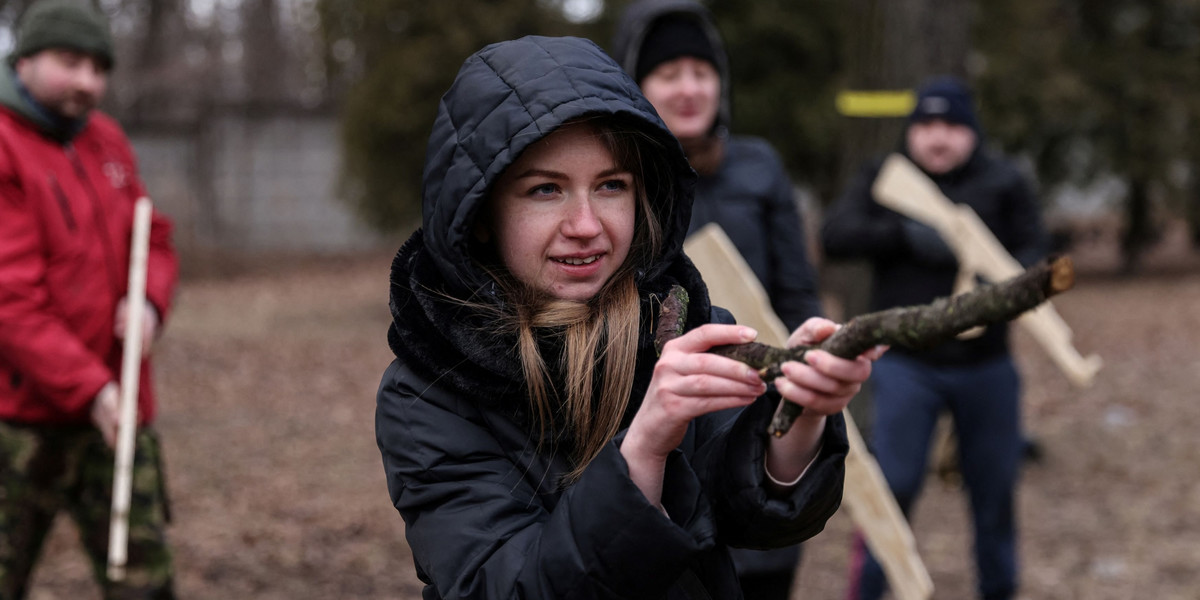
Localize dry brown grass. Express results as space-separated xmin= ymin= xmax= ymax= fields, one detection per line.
xmin=26 ymin=230 xmax=1200 ymax=599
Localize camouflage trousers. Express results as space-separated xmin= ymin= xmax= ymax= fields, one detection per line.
xmin=0 ymin=421 xmax=175 ymax=600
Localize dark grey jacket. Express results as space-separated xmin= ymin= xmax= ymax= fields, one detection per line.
xmin=376 ymin=36 xmax=847 ymax=599
xmin=688 ymin=137 xmax=823 ymax=330
xmin=822 ymin=145 xmax=1050 ymax=366
xmin=611 ymin=0 xmax=822 ymax=331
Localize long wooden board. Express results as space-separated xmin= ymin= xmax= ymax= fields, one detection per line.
xmin=684 ymin=224 xmax=933 ymax=600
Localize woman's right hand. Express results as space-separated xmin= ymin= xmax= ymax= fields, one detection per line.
xmin=620 ymin=324 xmax=767 ymax=506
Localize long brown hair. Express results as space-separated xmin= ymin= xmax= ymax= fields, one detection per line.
xmin=479 ymin=116 xmax=673 ymax=483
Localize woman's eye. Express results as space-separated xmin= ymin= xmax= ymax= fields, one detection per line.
xmin=599 ymin=179 xmax=629 ymax=193
xmin=528 ymin=183 xmax=558 ymax=197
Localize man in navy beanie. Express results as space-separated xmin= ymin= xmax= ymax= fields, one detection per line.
xmin=823 ymin=75 xmax=1050 ymax=600
xmin=0 ymin=1 xmax=179 ymax=598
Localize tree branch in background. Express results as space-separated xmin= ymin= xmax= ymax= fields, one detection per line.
xmin=656 ymin=256 xmax=1077 ymax=436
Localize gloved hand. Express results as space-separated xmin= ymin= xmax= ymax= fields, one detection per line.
xmin=901 ymin=219 xmax=959 ymax=267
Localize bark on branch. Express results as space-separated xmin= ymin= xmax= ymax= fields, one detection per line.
xmin=655 ymin=256 xmax=1077 ymax=437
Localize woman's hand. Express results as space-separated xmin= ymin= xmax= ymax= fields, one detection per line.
xmin=765 ymin=317 xmax=885 ymax=488
xmin=621 ymin=323 xmax=767 ymax=506
xmin=774 ymin=318 xmax=880 ymax=417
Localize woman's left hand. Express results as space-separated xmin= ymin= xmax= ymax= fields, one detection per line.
xmin=764 ymin=317 xmax=885 ymax=487
xmin=773 ymin=317 xmax=881 ymax=417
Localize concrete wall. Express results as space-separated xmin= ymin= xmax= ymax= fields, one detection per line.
xmin=129 ymin=111 xmax=391 ymax=258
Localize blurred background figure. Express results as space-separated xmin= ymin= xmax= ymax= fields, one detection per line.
xmin=0 ymin=1 xmax=179 ymax=598
xmin=822 ymin=75 xmax=1050 ymax=600
xmin=612 ymin=1 xmax=823 ymax=598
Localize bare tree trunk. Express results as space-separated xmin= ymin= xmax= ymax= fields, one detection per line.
xmin=243 ymin=0 xmax=290 ymax=105
xmin=126 ymin=0 xmax=185 ymax=123
xmin=0 ymin=1 xmax=35 ymax=25
xmin=1121 ymin=177 xmax=1157 ymax=273
xmin=1189 ymin=189 xmax=1200 ymax=250
xmin=826 ymin=0 xmax=973 ymax=439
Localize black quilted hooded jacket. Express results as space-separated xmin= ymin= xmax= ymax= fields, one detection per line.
xmin=375 ymin=36 xmax=847 ymax=600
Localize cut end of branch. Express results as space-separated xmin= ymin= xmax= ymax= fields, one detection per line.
xmin=1048 ymin=255 xmax=1075 ymax=295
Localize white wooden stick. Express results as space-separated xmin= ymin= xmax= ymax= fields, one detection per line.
xmin=684 ymin=224 xmax=933 ymax=600
xmin=107 ymin=197 xmax=153 ymax=582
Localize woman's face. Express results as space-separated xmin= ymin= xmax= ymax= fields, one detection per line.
xmin=487 ymin=122 xmax=636 ymax=302
xmin=640 ymin=56 xmax=720 ymax=141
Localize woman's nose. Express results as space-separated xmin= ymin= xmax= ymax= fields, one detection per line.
xmin=561 ymin=197 xmax=603 ymax=237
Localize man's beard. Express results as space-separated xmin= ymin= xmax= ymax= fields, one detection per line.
xmin=45 ymin=91 xmax=98 ymax=120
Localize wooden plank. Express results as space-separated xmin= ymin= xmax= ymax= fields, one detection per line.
xmin=683 ymin=224 xmax=933 ymax=600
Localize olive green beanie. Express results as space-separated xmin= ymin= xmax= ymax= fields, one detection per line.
xmin=9 ymin=0 xmax=114 ymax=68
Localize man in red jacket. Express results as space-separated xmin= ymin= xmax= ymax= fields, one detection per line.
xmin=0 ymin=1 xmax=179 ymax=597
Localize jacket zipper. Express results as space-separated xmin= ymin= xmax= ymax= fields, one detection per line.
xmin=48 ymin=174 xmax=78 ymax=231
xmin=66 ymin=144 xmax=122 ymax=296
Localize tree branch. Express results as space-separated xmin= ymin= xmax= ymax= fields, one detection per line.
xmin=655 ymin=256 xmax=1076 ymax=436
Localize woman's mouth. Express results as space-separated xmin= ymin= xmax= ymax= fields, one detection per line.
xmin=553 ymin=255 xmax=601 ymax=265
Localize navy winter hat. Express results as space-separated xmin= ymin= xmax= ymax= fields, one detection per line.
xmin=909 ymin=76 xmax=978 ymax=132
xmin=9 ymin=0 xmax=114 ymax=68
xmin=635 ymin=14 xmax=716 ymax=82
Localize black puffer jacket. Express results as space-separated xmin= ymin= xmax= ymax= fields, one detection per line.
xmin=687 ymin=137 xmax=822 ymax=331
xmin=822 ymin=145 xmax=1050 ymax=366
xmin=376 ymin=36 xmax=848 ymax=599
xmin=611 ymin=0 xmax=821 ymax=331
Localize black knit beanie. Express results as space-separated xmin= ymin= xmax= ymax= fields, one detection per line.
xmin=635 ymin=14 xmax=716 ymax=83
xmin=908 ymin=75 xmax=979 ymax=133
xmin=9 ymin=0 xmax=114 ymax=68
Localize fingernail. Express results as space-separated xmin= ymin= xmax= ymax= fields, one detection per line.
xmin=741 ymin=327 xmax=757 ymax=341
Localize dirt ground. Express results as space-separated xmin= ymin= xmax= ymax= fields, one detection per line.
xmin=24 ymin=223 xmax=1200 ymax=600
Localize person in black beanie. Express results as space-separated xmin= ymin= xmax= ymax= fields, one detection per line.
xmin=823 ymin=75 xmax=1050 ymax=600
xmin=612 ymin=2 xmax=825 ymax=599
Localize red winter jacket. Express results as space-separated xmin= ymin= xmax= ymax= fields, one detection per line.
xmin=0 ymin=86 xmax=178 ymax=426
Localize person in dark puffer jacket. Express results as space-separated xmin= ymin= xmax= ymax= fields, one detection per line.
xmin=375 ymin=35 xmax=883 ymax=600
xmin=610 ymin=3 xmax=825 ymax=597
xmin=611 ymin=0 xmax=822 ymax=333
xmin=823 ymin=76 xmax=1050 ymax=600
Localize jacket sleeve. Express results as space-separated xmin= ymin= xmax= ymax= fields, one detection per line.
xmin=759 ymin=145 xmax=822 ymax=329
xmin=693 ymin=309 xmax=848 ymax=547
xmin=821 ymin=159 xmax=908 ymax=260
xmin=376 ymin=361 xmax=717 ymax=599
xmin=688 ymin=393 xmax=849 ymax=551
xmin=998 ymin=166 xmax=1050 ymax=268
xmin=0 ymin=166 xmax=110 ymax=411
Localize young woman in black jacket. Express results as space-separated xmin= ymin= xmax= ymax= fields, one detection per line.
xmin=611 ymin=3 xmax=827 ymax=595
xmin=376 ymin=35 xmax=879 ymax=599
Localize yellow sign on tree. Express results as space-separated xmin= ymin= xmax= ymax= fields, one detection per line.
xmin=835 ymin=89 xmax=916 ymax=117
